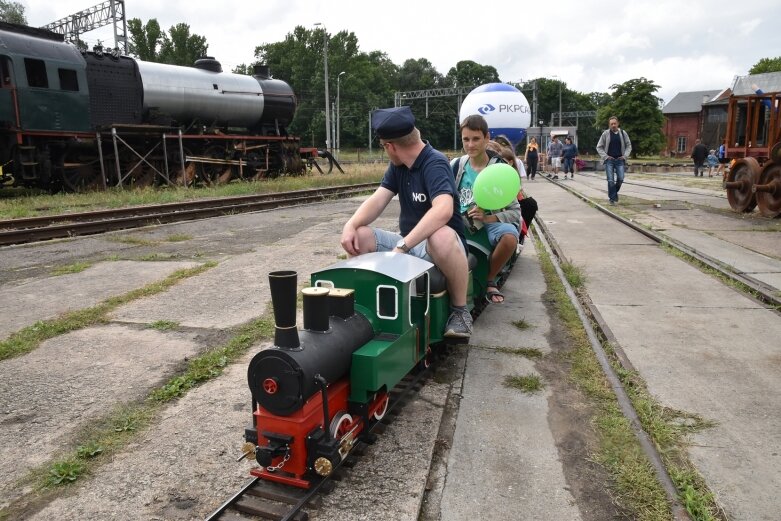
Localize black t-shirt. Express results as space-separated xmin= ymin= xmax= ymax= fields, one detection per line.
xmin=380 ymin=142 xmax=464 ymax=240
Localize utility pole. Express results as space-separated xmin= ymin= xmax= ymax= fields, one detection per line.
xmin=314 ymin=23 xmax=331 ymax=153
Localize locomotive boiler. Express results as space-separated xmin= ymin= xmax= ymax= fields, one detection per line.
xmin=0 ymin=21 xmax=312 ymax=192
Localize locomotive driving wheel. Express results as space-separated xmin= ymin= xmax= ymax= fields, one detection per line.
xmin=422 ymin=346 xmax=433 ymax=369
xmin=196 ymin=145 xmax=229 ymax=186
xmin=754 ymin=161 xmax=781 ymax=218
xmin=62 ymin=161 xmax=104 ymax=192
xmin=725 ymin=157 xmax=761 ymax=213
xmin=173 ymin=148 xmax=195 ymax=186
xmin=372 ymin=391 xmax=390 ymax=421
xmin=329 ymin=411 xmax=353 ymax=440
xmin=329 ymin=411 xmax=356 ymax=460
xmin=130 ymin=160 xmax=158 ymax=189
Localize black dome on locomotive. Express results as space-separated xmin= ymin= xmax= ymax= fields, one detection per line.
xmin=193 ymin=56 xmax=222 ymax=72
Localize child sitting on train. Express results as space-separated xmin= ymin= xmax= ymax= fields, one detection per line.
xmin=451 ymin=115 xmax=521 ymax=304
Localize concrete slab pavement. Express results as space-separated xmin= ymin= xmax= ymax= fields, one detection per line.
xmin=438 ymin=239 xmax=585 ymax=521
xmin=0 ymin=324 xmax=203 ymax=507
xmin=530 ymin=180 xmax=781 ymax=520
xmin=662 ymin=226 xmax=781 ymax=289
xmin=0 ymin=260 xmax=199 ymax=341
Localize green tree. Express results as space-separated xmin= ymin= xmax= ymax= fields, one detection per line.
xmin=749 ymin=56 xmax=781 ymax=74
xmin=159 ymin=23 xmax=208 ymax=66
xmin=232 ymin=64 xmax=254 ymax=75
xmin=0 ymin=0 xmax=26 ymax=24
xmin=256 ymin=26 xmax=341 ymax=147
xmin=445 ymin=60 xmax=500 ymax=88
xmin=396 ymin=58 xmax=455 ymax=148
xmin=127 ymin=18 xmax=163 ymax=62
xmin=256 ymin=26 xmax=399 ymax=149
xmin=127 ymin=19 xmax=208 ymax=66
xmin=596 ymin=77 xmax=665 ymax=157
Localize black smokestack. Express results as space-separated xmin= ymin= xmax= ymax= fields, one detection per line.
xmin=268 ymin=270 xmax=299 ymax=349
xmin=302 ymin=287 xmax=330 ymax=332
xmin=253 ymin=64 xmax=270 ymax=79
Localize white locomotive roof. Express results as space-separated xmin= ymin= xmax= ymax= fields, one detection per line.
xmin=320 ymin=252 xmax=434 ymax=283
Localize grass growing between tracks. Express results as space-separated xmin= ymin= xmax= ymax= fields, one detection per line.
xmin=50 ymin=261 xmax=92 ymax=275
xmin=536 ymin=237 xmax=723 ymax=521
xmin=503 ymin=374 xmax=544 ymax=393
xmin=0 ymin=311 xmax=275 ymax=521
xmin=0 ymin=164 xmax=385 ymax=220
xmin=0 ymin=262 xmax=216 ymax=361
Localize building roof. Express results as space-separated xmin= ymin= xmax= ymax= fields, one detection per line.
xmin=731 ymin=71 xmax=781 ymax=96
xmin=663 ymin=90 xmax=722 ymax=114
xmin=703 ymin=88 xmax=732 ymax=106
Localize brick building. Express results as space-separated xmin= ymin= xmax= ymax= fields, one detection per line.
xmin=662 ymin=90 xmax=721 ymax=157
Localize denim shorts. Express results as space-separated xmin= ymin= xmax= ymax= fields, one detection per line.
xmin=484 ymin=222 xmax=518 ymax=247
xmin=373 ymin=228 xmax=433 ymax=262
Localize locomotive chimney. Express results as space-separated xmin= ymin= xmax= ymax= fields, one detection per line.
xmin=268 ymin=271 xmax=299 ymax=349
xmin=253 ymin=64 xmax=271 ymax=79
xmin=302 ymin=287 xmax=330 ymax=332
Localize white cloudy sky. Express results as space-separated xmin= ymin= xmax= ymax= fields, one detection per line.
xmin=22 ymin=0 xmax=781 ymax=104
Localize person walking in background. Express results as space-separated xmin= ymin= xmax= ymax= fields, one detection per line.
xmin=561 ymin=136 xmax=578 ymax=179
xmin=547 ymin=135 xmax=564 ymax=179
xmin=691 ymin=139 xmax=708 ymax=177
xmin=525 ymin=137 xmax=539 ymax=180
xmin=716 ymin=139 xmax=728 ymax=179
xmin=596 ymin=116 xmax=632 ymax=205
xmin=706 ymin=149 xmax=719 ymax=177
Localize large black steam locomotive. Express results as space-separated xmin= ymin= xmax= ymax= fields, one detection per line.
xmin=0 ymin=21 xmax=314 ymax=192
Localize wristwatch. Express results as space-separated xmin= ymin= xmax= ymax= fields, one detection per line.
xmin=395 ymin=239 xmax=410 ymax=253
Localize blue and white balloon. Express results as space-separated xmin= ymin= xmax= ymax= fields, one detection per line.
xmin=459 ymin=83 xmax=531 ymax=148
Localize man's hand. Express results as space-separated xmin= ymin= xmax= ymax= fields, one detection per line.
xmin=340 ymin=223 xmax=360 ymax=256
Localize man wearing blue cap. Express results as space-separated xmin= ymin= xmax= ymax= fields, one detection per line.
xmin=340 ymin=106 xmax=472 ymax=338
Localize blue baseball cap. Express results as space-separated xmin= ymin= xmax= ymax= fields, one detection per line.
xmin=372 ymin=106 xmax=415 ymax=139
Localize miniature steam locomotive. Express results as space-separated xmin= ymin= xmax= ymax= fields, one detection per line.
xmin=242 ymin=225 xmax=519 ymax=488
xmin=0 ymin=21 xmax=312 ymax=192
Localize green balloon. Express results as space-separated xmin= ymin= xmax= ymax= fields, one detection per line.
xmin=473 ymin=163 xmax=521 ymax=210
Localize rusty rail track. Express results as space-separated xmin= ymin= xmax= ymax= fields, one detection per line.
xmin=204 ymin=364 xmax=433 ymax=521
xmin=0 ymin=183 xmax=378 ymax=247
xmin=548 ymin=176 xmax=781 ymax=309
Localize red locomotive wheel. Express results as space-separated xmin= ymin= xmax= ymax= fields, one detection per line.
xmin=372 ymin=392 xmax=389 ymax=421
xmin=422 ymin=346 xmax=433 ymax=369
xmin=329 ymin=411 xmax=353 ymax=440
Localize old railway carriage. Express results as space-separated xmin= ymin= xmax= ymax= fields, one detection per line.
xmin=0 ymin=21 xmax=307 ymax=192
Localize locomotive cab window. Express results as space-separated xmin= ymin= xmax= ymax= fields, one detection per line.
xmin=58 ymin=68 xmax=79 ymax=91
xmin=376 ymin=285 xmax=398 ymax=320
xmin=1 ymin=57 xmax=12 ymax=87
xmin=24 ymin=58 xmax=48 ymax=88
